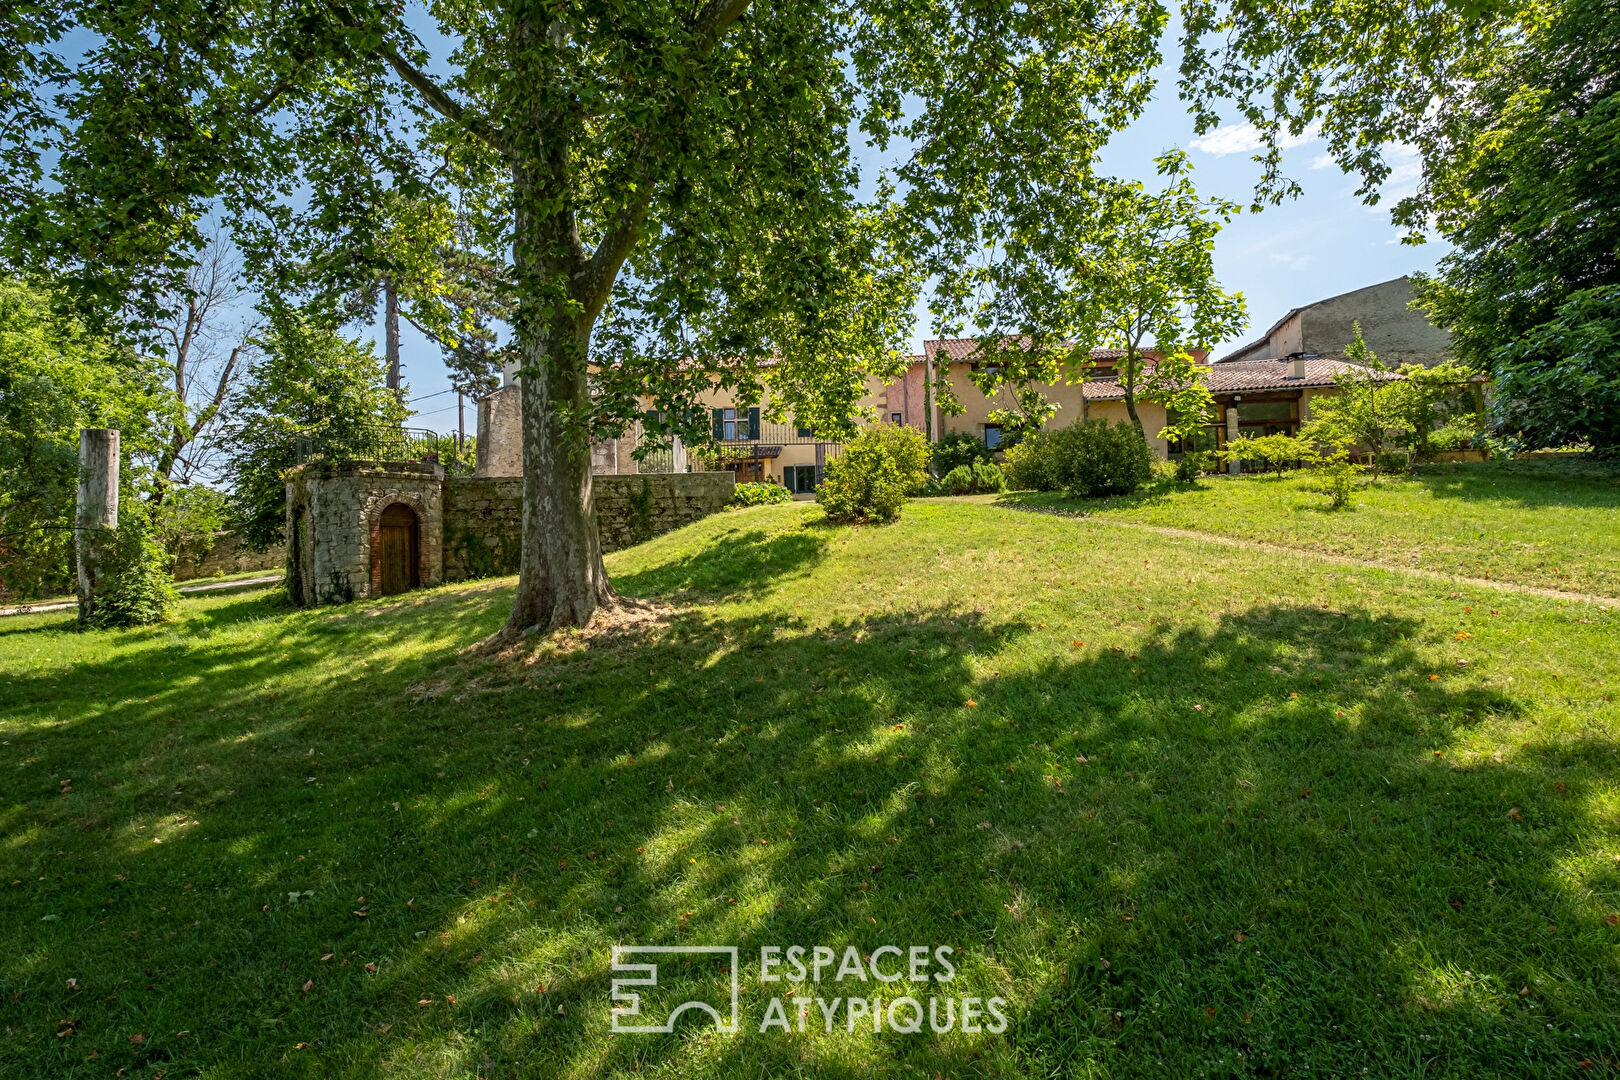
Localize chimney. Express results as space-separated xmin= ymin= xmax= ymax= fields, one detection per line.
xmin=1284 ymin=353 xmax=1308 ymax=380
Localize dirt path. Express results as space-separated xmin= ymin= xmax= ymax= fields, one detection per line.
xmin=998 ymin=501 xmax=1618 ymax=609
xmin=0 ymin=574 xmax=284 ymax=618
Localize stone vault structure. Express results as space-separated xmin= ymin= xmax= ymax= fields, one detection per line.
xmin=285 ymin=461 xmax=733 ymax=606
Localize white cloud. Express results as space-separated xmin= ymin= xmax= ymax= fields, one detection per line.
xmin=1310 ymin=153 xmax=1336 ymax=171
xmin=1269 ymin=252 xmax=1315 ymax=271
xmin=1188 ymin=122 xmax=1320 ymax=157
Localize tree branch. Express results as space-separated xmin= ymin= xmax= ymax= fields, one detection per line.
xmin=376 ymin=43 xmax=510 ymax=156
xmin=574 ymin=0 xmax=754 ymax=323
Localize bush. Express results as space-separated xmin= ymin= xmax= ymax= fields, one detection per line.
xmin=150 ymin=484 xmax=229 ymax=573
xmin=1426 ymin=416 xmax=1486 ymax=454
xmin=933 ymin=431 xmax=994 ymax=475
xmin=1218 ymin=433 xmax=1313 ymax=473
xmin=81 ymin=517 xmax=180 ymax=628
xmin=1373 ymin=449 xmax=1413 ymax=475
xmin=1174 ymin=450 xmax=1215 ymax=483
xmin=1045 ymin=420 xmax=1155 ymax=497
xmin=940 ymin=461 xmax=1007 ymax=495
xmin=1002 ymin=432 xmax=1061 ymax=491
xmin=1312 ymin=451 xmax=1362 ymax=511
xmin=730 ymin=481 xmax=791 ymax=507
xmin=816 ymin=423 xmax=931 ymax=523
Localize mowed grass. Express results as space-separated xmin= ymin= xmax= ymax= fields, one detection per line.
xmin=1004 ymin=457 xmax=1620 ymax=599
xmin=3 ymin=498 xmax=1620 ymax=1079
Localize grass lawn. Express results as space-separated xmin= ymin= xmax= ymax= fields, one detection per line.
xmin=4 ymin=498 xmax=1619 ymax=1078
xmin=1003 ymin=457 xmax=1620 ymax=599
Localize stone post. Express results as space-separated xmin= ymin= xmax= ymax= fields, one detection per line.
xmin=75 ymin=428 xmax=119 ymax=622
xmin=1225 ymin=406 xmax=1241 ymax=475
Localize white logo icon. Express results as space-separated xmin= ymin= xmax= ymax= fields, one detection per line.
xmin=610 ymin=945 xmax=740 ymax=1034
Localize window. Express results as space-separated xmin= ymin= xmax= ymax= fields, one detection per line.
xmin=890 ymin=412 xmax=903 ymax=424
xmin=1235 ymin=400 xmax=1296 ymax=422
xmin=984 ymin=424 xmax=1003 ymax=449
xmin=796 ymin=423 xmax=815 ymax=438
xmin=713 ymin=407 xmax=761 ymax=441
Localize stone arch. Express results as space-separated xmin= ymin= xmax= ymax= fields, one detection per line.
xmin=365 ymin=493 xmax=431 ymax=597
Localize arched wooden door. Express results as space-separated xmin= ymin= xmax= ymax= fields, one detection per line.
xmin=377 ymin=503 xmax=420 ymax=596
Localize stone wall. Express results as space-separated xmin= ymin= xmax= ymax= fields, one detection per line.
xmin=439 ymin=471 xmax=736 ymax=582
xmin=441 ymin=477 xmax=524 ymax=581
xmin=591 ymin=472 xmax=735 ymax=552
xmin=1299 ymin=276 xmax=1451 ymax=368
xmin=173 ymin=532 xmax=285 ymax=581
xmin=285 ymin=462 xmax=445 ymax=606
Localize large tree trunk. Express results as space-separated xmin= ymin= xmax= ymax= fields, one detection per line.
xmin=499 ymin=150 xmax=615 ymax=637
xmin=502 ymin=318 xmax=615 ymax=634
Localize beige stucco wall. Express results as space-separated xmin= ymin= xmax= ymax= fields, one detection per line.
xmin=1270 ymin=313 xmax=1305 ymax=359
xmin=936 ymin=362 xmax=1172 ymax=457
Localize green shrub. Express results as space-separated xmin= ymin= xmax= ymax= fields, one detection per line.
xmin=910 ymin=474 xmax=944 ymax=497
xmin=730 ymin=481 xmax=791 ymax=507
xmin=150 ymin=484 xmax=229 ymax=573
xmin=816 ymin=423 xmax=931 ymax=523
xmin=81 ymin=517 xmax=180 ymax=628
xmin=1374 ymin=449 xmax=1413 ymax=475
xmin=939 ymin=461 xmax=1007 ymax=495
xmin=1002 ymin=432 xmax=1061 ymax=491
xmin=971 ymin=461 xmax=1007 ymax=493
xmin=1427 ymin=416 xmax=1486 ymax=454
xmin=1312 ymin=451 xmax=1362 ymax=510
xmin=1174 ymin=450 xmax=1215 ymax=483
xmin=1048 ymin=420 xmax=1155 ymax=497
xmin=933 ymin=431 xmax=993 ymax=475
xmin=1218 ymin=433 xmax=1314 ymax=472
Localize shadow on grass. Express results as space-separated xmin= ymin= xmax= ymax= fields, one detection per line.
xmin=1409 ymin=457 xmax=1620 ymax=511
xmin=4 ymin=562 xmax=1616 ymax=1077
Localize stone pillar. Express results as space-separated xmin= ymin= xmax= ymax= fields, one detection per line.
xmin=1225 ymin=406 xmax=1241 ymax=475
xmin=75 ymin=428 xmax=119 ymax=622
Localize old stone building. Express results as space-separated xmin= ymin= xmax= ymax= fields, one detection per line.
xmin=284 ymin=459 xmax=732 ymax=607
xmin=1217 ymin=276 xmax=1451 ymax=368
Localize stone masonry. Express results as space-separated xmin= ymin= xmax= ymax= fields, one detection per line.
xmin=285 ymin=462 xmax=446 ymax=606
xmin=288 ymin=463 xmax=734 ymax=606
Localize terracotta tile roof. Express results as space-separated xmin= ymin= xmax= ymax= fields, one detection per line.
xmin=924 ymin=337 xmax=1129 ymax=363
xmin=1078 ymin=357 xmax=1398 ymax=400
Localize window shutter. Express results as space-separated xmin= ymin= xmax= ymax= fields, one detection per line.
xmin=747 ymin=407 xmax=761 ymax=440
xmin=711 ymin=408 xmax=724 ymax=441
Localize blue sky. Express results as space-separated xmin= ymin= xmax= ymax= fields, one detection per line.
xmin=379 ymin=29 xmax=1445 ymax=434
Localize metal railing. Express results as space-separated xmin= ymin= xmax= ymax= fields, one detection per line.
xmin=293 ymin=426 xmax=474 ymax=474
